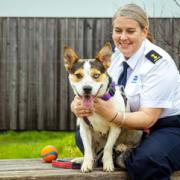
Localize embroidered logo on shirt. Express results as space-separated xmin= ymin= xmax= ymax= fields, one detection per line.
xmin=131 ymin=75 xmax=138 ymax=83
xmin=145 ymin=50 xmax=162 ymax=64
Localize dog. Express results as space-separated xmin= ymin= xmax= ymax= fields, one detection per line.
xmin=63 ymin=43 xmax=142 ymax=172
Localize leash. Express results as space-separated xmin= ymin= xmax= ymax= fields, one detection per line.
xmin=52 ymin=159 xmax=81 ymax=169
xmin=119 ymin=85 xmax=128 ymax=108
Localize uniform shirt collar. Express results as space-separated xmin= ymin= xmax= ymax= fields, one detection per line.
xmin=113 ymin=47 xmax=124 ymax=67
xmin=123 ymin=39 xmax=146 ymax=70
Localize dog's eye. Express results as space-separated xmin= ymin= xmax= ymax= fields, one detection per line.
xmin=93 ymin=74 xmax=100 ymax=79
xmin=75 ymin=73 xmax=83 ymax=79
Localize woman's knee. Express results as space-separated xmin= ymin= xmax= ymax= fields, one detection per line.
xmin=125 ymin=148 xmax=172 ymax=180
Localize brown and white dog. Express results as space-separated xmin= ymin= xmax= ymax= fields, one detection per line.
xmin=64 ymin=43 xmax=142 ymax=172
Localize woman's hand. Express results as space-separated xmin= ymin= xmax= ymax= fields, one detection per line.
xmin=93 ymin=98 xmax=117 ymax=122
xmin=71 ymin=96 xmax=93 ymax=118
xmin=93 ymin=98 xmax=163 ymax=129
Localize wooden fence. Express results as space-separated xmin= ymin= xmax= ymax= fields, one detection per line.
xmin=0 ymin=17 xmax=179 ymax=131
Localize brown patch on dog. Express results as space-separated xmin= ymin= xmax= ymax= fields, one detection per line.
xmin=69 ymin=68 xmax=84 ymax=83
xmin=70 ymin=60 xmax=85 ymax=74
xmin=95 ymin=43 xmax=112 ymax=69
xmin=64 ymin=46 xmax=79 ymax=71
xmin=91 ymin=68 xmax=108 ymax=82
xmin=90 ymin=60 xmax=106 ymax=74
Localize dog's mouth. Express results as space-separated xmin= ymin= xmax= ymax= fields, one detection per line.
xmin=81 ymin=84 xmax=103 ymax=108
xmin=81 ymin=95 xmax=95 ymax=108
xmin=72 ymin=84 xmax=103 ymax=108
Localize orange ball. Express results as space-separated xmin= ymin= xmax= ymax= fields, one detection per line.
xmin=41 ymin=145 xmax=58 ymax=163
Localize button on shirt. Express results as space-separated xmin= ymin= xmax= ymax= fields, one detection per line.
xmin=108 ymin=39 xmax=180 ymax=118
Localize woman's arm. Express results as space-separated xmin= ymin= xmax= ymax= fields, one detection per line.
xmin=93 ymin=98 xmax=163 ymax=129
xmin=120 ymin=107 xmax=162 ymax=129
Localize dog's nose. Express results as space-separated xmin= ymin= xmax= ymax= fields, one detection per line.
xmin=83 ymin=85 xmax=92 ymax=94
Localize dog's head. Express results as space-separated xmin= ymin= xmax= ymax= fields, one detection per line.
xmin=64 ymin=43 xmax=112 ymax=108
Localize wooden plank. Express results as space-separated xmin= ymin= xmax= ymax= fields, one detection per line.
xmin=17 ymin=18 xmax=28 ymax=130
xmin=67 ymin=18 xmax=78 ymax=130
xmin=75 ymin=18 xmax=85 ymax=58
xmin=0 ymin=159 xmax=130 ymax=180
xmin=5 ymin=18 xmax=18 ymax=130
xmin=84 ymin=19 xmax=94 ymax=58
xmin=93 ymin=19 xmax=112 ymax=54
xmin=161 ymin=18 xmax=173 ymax=56
xmin=59 ymin=18 xmax=70 ymax=130
xmin=44 ymin=18 xmax=58 ymax=130
xmin=26 ymin=18 xmax=39 ymax=130
xmin=149 ymin=18 xmax=156 ymax=43
xmin=2 ymin=17 xmax=11 ymax=129
xmin=0 ymin=159 xmax=179 ymax=180
xmin=34 ymin=18 xmax=46 ymax=130
xmin=0 ymin=18 xmax=6 ymax=130
xmin=153 ymin=18 xmax=173 ymax=56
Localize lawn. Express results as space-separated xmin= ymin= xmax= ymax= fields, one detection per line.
xmin=0 ymin=131 xmax=82 ymax=159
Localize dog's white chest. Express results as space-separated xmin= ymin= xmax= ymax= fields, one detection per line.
xmin=89 ymin=114 xmax=110 ymax=134
xmin=88 ymin=90 xmax=126 ymax=134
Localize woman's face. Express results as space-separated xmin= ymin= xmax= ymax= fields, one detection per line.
xmin=112 ymin=16 xmax=148 ymax=59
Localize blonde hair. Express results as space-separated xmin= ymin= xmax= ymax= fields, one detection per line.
xmin=113 ymin=4 xmax=155 ymax=43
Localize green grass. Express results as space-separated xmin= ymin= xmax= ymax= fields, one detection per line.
xmin=0 ymin=131 xmax=82 ymax=159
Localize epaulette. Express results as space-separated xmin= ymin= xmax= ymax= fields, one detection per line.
xmin=145 ymin=50 xmax=162 ymax=64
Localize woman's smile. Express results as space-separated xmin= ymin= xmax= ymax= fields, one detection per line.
xmin=112 ymin=16 xmax=148 ymax=58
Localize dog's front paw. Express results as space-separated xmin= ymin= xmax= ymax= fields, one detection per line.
xmin=103 ymin=160 xmax=114 ymax=172
xmin=103 ymin=157 xmax=114 ymax=172
xmin=81 ymin=158 xmax=94 ymax=173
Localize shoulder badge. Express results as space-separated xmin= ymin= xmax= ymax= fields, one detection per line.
xmin=145 ymin=50 xmax=162 ymax=64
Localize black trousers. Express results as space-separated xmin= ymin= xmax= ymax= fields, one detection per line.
xmin=125 ymin=115 xmax=180 ymax=180
xmin=75 ymin=115 xmax=180 ymax=180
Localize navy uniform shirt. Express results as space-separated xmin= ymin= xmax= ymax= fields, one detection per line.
xmin=108 ymin=39 xmax=180 ymax=118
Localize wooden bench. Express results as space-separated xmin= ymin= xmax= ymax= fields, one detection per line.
xmin=0 ymin=159 xmax=179 ymax=180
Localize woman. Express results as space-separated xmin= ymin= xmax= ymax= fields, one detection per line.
xmin=71 ymin=4 xmax=180 ymax=180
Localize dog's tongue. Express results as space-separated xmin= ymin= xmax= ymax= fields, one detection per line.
xmin=82 ymin=96 xmax=94 ymax=108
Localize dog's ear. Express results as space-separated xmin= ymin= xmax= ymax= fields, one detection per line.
xmin=64 ymin=46 xmax=79 ymax=71
xmin=95 ymin=42 xmax=112 ymax=69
